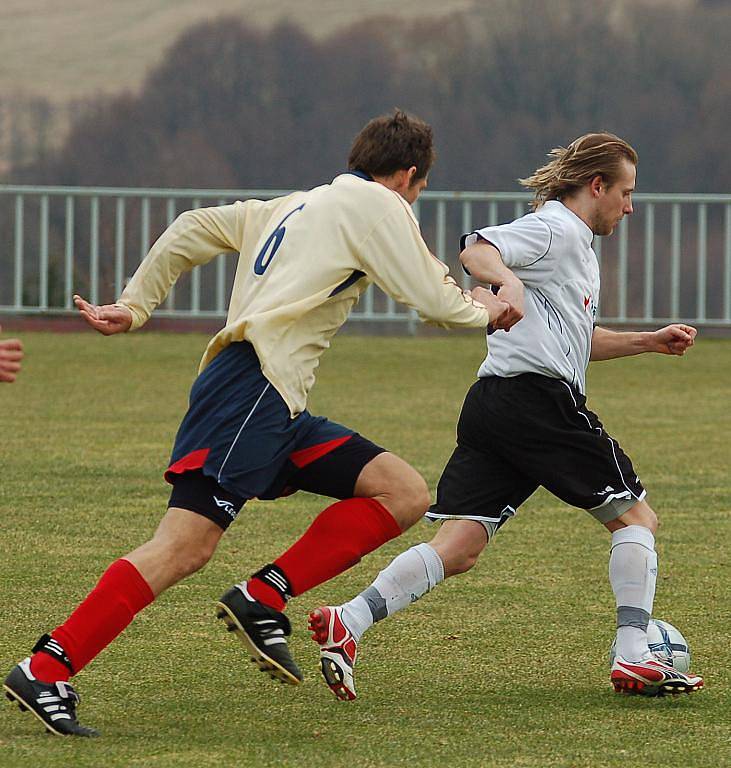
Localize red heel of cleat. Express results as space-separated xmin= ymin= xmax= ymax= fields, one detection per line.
xmin=308 ymin=606 xmax=358 ymax=701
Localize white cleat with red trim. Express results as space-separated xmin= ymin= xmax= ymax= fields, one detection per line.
xmin=308 ymin=606 xmax=358 ymax=701
xmin=611 ymin=655 xmax=704 ymax=696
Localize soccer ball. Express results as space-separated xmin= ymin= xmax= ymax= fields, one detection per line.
xmin=609 ymin=618 xmax=691 ymax=673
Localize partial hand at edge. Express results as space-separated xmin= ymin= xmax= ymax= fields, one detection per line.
xmin=73 ymin=294 xmax=133 ymax=335
xmin=0 ymin=324 xmax=23 ymax=382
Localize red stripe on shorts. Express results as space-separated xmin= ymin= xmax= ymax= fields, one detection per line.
xmin=289 ymin=436 xmax=352 ymax=469
xmin=164 ymin=448 xmax=211 ymax=484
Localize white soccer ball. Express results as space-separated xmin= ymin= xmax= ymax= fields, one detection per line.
xmin=609 ymin=618 xmax=691 ymax=673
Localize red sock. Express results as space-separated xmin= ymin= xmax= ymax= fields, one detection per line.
xmin=251 ymin=498 xmax=401 ymax=605
xmin=245 ymin=578 xmax=287 ymax=611
xmin=29 ymin=650 xmax=71 ymax=684
xmin=30 ymin=558 xmax=154 ymax=682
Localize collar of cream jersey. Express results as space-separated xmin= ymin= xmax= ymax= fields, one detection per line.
xmin=345 ymin=170 xmax=375 ymax=182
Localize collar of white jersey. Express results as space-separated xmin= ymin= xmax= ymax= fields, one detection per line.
xmin=542 ymin=200 xmax=594 ymax=248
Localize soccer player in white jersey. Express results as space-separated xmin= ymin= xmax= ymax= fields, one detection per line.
xmin=0 ymin=325 xmax=23 ymax=382
xmin=3 ymin=110 xmax=513 ymax=737
xmin=311 ymin=132 xmax=705 ymax=701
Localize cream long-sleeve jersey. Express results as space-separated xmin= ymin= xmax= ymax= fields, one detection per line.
xmin=118 ymin=172 xmax=490 ymax=416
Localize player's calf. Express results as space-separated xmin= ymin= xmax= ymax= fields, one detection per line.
xmin=429 ymin=519 xmax=489 ymax=577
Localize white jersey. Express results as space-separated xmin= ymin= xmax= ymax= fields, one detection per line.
xmin=465 ymin=200 xmax=599 ymax=393
xmin=119 ymin=172 xmax=489 ymax=416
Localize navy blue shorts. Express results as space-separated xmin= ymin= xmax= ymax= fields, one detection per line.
xmin=166 ymin=341 xmax=385 ymax=529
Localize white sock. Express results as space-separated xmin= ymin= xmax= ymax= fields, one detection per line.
xmin=340 ymin=543 xmax=445 ymax=641
xmin=609 ymin=525 xmax=658 ymax=662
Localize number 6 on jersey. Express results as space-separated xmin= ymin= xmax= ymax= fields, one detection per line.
xmin=253 ymin=204 xmax=306 ymax=275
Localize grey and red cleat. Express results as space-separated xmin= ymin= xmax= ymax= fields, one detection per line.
xmin=308 ymin=606 xmax=358 ymax=701
xmin=4 ymin=658 xmax=99 ymax=737
xmin=216 ymin=582 xmax=302 ymax=685
xmin=611 ymin=655 xmax=704 ymax=696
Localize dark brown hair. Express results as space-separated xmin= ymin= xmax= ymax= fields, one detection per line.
xmin=520 ymin=132 xmax=638 ymax=209
xmin=348 ymin=109 xmax=436 ymax=180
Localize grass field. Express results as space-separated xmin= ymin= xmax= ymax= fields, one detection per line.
xmin=0 ymin=331 xmax=729 ymax=767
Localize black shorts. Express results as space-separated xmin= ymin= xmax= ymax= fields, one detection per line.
xmin=169 ymin=432 xmax=385 ymax=530
xmin=426 ymin=374 xmax=645 ymax=530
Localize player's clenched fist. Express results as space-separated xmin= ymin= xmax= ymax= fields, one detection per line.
xmin=0 ymin=325 xmax=23 ymax=383
xmin=648 ymin=323 xmax=698 ymax=355
xmin=494 ymin=276 xmax=525 ymax=331
xmin=74 ymin=294 xmax=133 ymax=335
xmin=469 ymin=286 xmax=511 ymax=331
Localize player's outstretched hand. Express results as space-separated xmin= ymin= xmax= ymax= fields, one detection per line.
xmin=74 ymin=295 xmax=133 ymax=335
xmin=650 ymin=324 xmax=697 ymax=355
xmin=0 ymin=325 xmax=23 ymax=383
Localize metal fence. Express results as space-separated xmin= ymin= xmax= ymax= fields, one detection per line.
xmin=1 ymin=185 xmax=730 ymax=330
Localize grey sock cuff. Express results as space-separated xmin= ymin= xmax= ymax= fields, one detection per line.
xmin=361 ymin=585 xmax=387 ymax=622
xmin=617 ymin=605 xmax=650 ymax=630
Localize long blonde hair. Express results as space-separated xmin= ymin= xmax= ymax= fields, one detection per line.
xmin=520 ymin=132 xmax=638 ymax=209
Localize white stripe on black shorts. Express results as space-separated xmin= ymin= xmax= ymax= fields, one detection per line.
xmin=426 ymin=373 xmax=645 ymax=528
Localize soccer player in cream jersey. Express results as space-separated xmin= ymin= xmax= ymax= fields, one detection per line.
xmin=3 ymin=110 xmax=513 ymax=736
xmin=311 ymin=132 xmax=705 ymax=701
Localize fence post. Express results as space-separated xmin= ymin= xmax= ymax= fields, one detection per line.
xmin=14 ymin=195 xmax=23 ymax=309
xmin=65 ymin=196 xmax=74 ymax=308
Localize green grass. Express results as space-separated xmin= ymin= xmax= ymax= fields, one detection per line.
xmin=1 ymin=332 xmax=729 ymax=767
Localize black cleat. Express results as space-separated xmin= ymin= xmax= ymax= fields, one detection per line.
xmin=4 ymin=659 xmax=99 ymax=737
xmin=216 ymin=583 xmax=302 ymax=685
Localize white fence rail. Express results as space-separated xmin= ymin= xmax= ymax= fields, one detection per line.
xmin=1 ymin=185 xmax=730 ymax=330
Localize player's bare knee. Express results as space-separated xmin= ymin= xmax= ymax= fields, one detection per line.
xmin=627 ymin=500 xmax=657 ymax=532
xmin=392 ymin=472 xmax=430 ymax=529
xmin=373 ymin=473 xmax=429 ymax=530
xmin=635 ymin=501 xmax=657 ymax=528
xmin=607 ymin=499 xmax=659 ymax=534
xmin=355 ymin=452 xmax=429 ymax=529
xmin=410 ymin=474 xmax=432 ymax=517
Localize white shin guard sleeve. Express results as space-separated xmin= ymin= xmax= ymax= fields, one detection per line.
xmin=609 ymin=525 xmax=658 ymax=660
xmin=341 ymin=543 xmax=445 ymax=641
xmin=371 ymin=542 xmax=445 ymax=617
